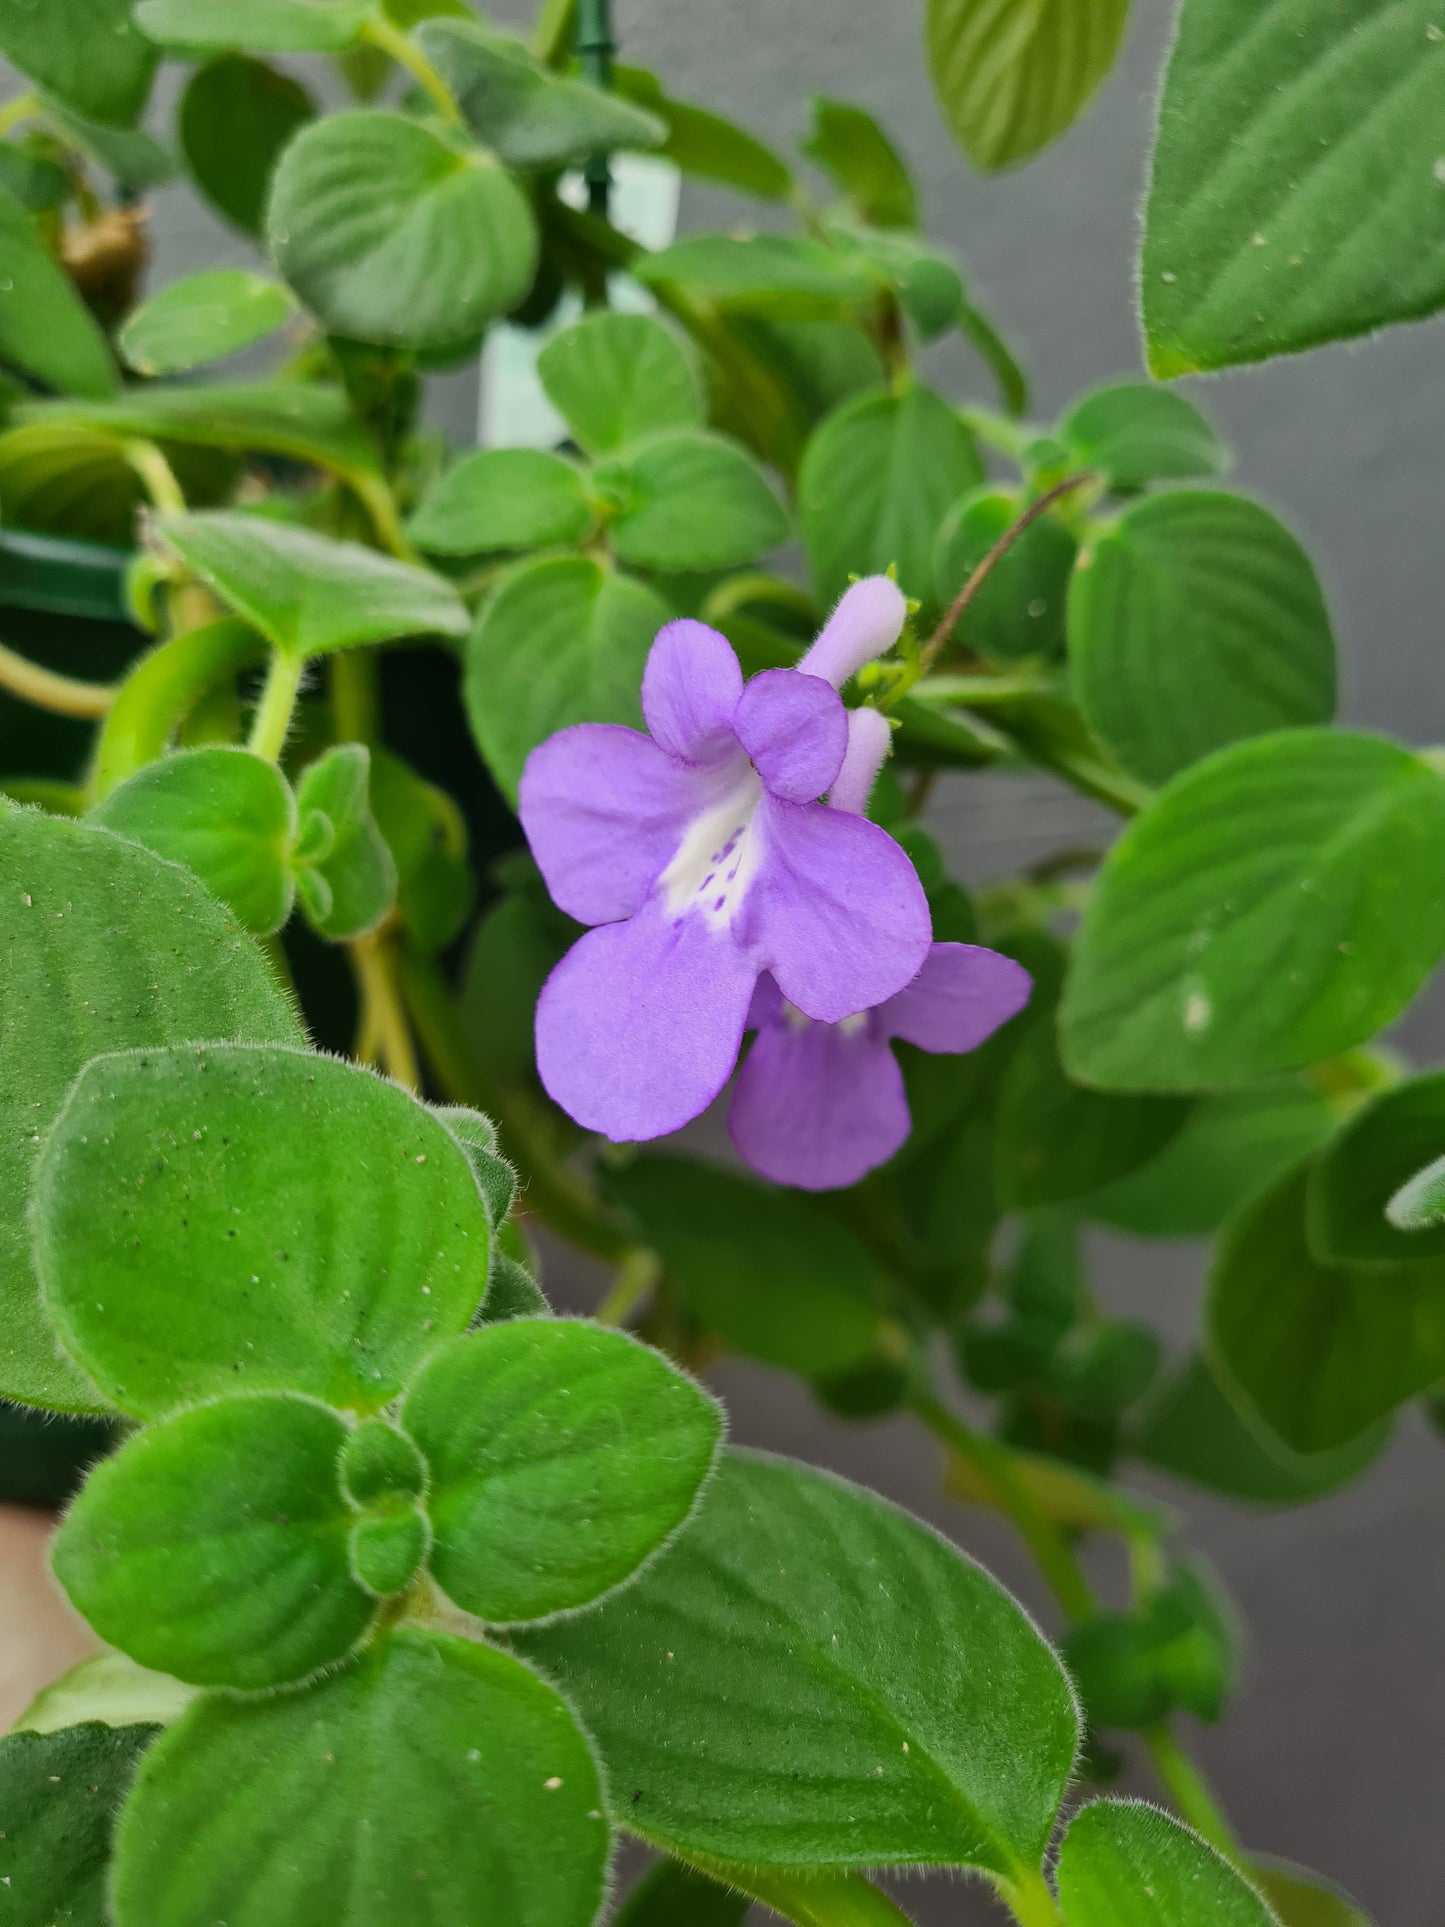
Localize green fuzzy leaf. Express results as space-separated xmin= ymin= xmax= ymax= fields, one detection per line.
xmin=0 ymin=421 xmax=236 ymax=548
xmin=600 ymin=431 xmax=789 ymax=572
xmin=0 ymin=0 xmax=157 ymax=128
xmin=537 ymin=311 xmax=704 ymax=458
xmin=0 ymin=1723 xmax=157 ymax=1927
xmin=293 ymin=743 xmax=396 ymax=940
xmin=1057 ymin=1799 xmax=1277 ymax=1926
xmin=35 ymin=1042 xmax=491 ymax=1418
xmin=1059 ymin=381 xmax=1227 ymax=490
xmin=349 ymin=1508 xmax=429 ymax=1596
xmin=933 ymin=486 xmax=1076 ymax=660
xmin=800 ymin=382 xmax=983 ymax=606
xmin=1060 ymin=732 xmax=1445 ymax=1091
xmin=91 ymin=746 xmax=296 ymax=936
xmin=466 ymin=553 xmax=669 ymax=801
xmin=1307 ymin=1073 xmax=1445 ymax=1261
xmin=368 ymin=747 xmax=474 ymax=952
xmin=610 ymin=1157 xmax=886 ymax=1374
xmin=52 ymin=1393 xmax=375 ymax=1688
xmin=417 ymin=20 xmax=665 ymax=166
xmin=120 ymin=271 xmax=295 ymax=377
xmin=17 ymin=1651 xmax=196 ymax=1737
xmin=136 ymin=0 xmax=370 ymax=52
xmin=404 ymin=1319 xmax=721 ymax=1622
xmin=1082 ymin=1082 xmax=1335 ymax=1239
xmin=927 ymin=0 xmax=1130 ymax=172
xmin=519 ymin=1450 xmax=1079 ymax=1877
xmin=112 ymin=1630 xmax=609 ymax=1927
xmin=409 ymin=448 xmax=594 ymax=554
xmin=268 ymin=110 xmax=538 ymax=353
xmin=802 ymin=97 xmax=916 ymax=227
xmin=16 ymin=382 xmax=383 ymax=484
xmin=615 ymin=1860 xmax=750 ymax=1927
xmin=0 ymin=808 xmax=300 ymax=1412
xmin=0 ymin=189 xmax=119 ymax=400
xmin=180 ymin=55 xmax=314 ymax=238
xmin=1134 ymin=1352 xmax=1390 ymax=1507
xmin=614 ymin=66 xmax=794 ymax=201
xmin=996 ymin=1013 xmax=1189 ymax=1208
xmin=1141 ymin=0 xmax=1445 ymax=377
xmin=635 ymin=234 xmax=877 ymax=317
xmin=1208 ymin=1163 xmax=1445 ymax=1453
xmin=1251 ymin=1858 xmax=1371 ymax=1927
xmin=157 ymin=511 xmax=466 ymax=657
xmin=1068 ymin=490 xmax=1336 ymax=786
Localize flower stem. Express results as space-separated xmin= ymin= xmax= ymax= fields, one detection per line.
xmin=360 ymin=15 xmax=464 ymax=126
xmin=956 ymin=302 xmax=1030 ymax=417
xmin=123 ymin=439 xmax=187 ymax=517
xmin=917 ymin=471 xmax=1099 ymax=676
xmin=596 ymin=1248 xmax=660 ymax=1326
xmin=350 ymin=929 xmax=422 ymax=1092
xmin=0 ymin=91 xmax=39 ymax=138
xmin=0 ymin=641 xmax=116 ymax=719
xmin=909 ymin=1388 xmax=1096 ymax=1621
xmin=247 ymin=650 xmax=305 ymax=762
xmin=1141 ymin=1722 xmax=1246 ymax=1866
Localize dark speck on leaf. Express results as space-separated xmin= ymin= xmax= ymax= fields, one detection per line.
xmin=631 ymin=1790 xmax=642 ymax=1804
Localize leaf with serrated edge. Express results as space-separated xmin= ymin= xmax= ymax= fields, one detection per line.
xmin=1061 ymin=732 xmax=1445 ymax=1091
xmin=1057 ymin=1799 xmax=1277 ymax=1925
xmin=52 ymin=1392 xmax=374 ymax=1689
xmin=519 ymin=1449 xmax=1078 ymax=1879
xmin=91 ymin=746 xmax=296 ymax=936
xmin=157 ymin=511 xmax=466 ymax=657
xmin=35 ymin=1043 xmax=490 ymax=1418
xmin=1142 ymin=0 xmax=1445 ymax=376
xmin=111 ymin=1630 xmax=610 ymax=1927
xmin=404 ymin=1318 xmax=721 ymax=1623
xmin=0 ymin=808 xmax=300 ymax=1413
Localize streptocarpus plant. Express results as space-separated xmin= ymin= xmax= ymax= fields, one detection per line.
xmin=0 ymin=1 xmax=1438 ymax=1923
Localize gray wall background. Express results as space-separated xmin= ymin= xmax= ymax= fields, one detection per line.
xmin=25 ymin=1 xmax=1445 ymax=1917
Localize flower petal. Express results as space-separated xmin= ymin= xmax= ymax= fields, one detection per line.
xmin=734 ymin=668 xmax=848 ymax=802
xmin=519 ymin=724 xmax=701 ymax=926
xmin=883 ymin=942 xmax=1033 ymax=1052
xmin=535 ymin=902 xmax=756 ymax=1141
xmin=797 ymin=576 xmax=907 ymax=689
xmin=744 ymin=796 xmax=931 ymax=1024
xmin=641 ymin=619 xmax=744 ymax=764
xmin=746 ymin=972 xmax=784 ymax=1031
xmin=728 ymin=1015 xmax=909 ymax=1191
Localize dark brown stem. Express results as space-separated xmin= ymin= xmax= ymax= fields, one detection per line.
xmin=918 ymin=471 xmax=1099 ymax=676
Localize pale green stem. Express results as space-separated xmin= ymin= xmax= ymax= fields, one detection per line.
xmin=360 ymin=15 xmax=465 ymax=126
xmin=995 ymin=1867 xmax=1063 ymax=1927
xmin=0 ymin=91 xmax=39 ymax=137
xmin=531 ymin=0 xmax=577 ymax=63
xmin=1140 ymin=1723 xmax=1245 ymax=1867
xmin=350 ymin=928 xmax=422 ymax=1092
xmin=909 ymin=673 xmax=1062 ymax=708
xmin=595 ymin=1248 xmax=660 ymax=1326
xmin=122 ymin=440 xmax=187 ymax=517
xmin=0 ymin=641 xmax=116 ymax=719
xmin=909 ymin=1390 xmax=1096 ymax=1621
xmin=247 ymin=650 xmax=305 ymax=762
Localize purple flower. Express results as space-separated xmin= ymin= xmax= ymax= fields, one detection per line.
xmin=727 ymin=945 xmax=1032 ymax=1190
xmin=726 ymin=707 xmax=1032 ymax=1190
xmin=520 ymin=578 xmax=931 ymax=1142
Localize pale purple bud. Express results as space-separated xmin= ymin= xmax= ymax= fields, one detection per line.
xmin=797 ymin=576 xmax=908 ymax=690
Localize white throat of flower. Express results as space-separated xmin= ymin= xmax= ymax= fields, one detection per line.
xmin=660 ymin=768 xmax=765 ymax=931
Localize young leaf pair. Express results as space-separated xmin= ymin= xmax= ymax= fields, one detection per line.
xmin=34 ymin=1043 xmax=722 ymax=1927
xmin=92 ymin=739 xmax=393 ymax=939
